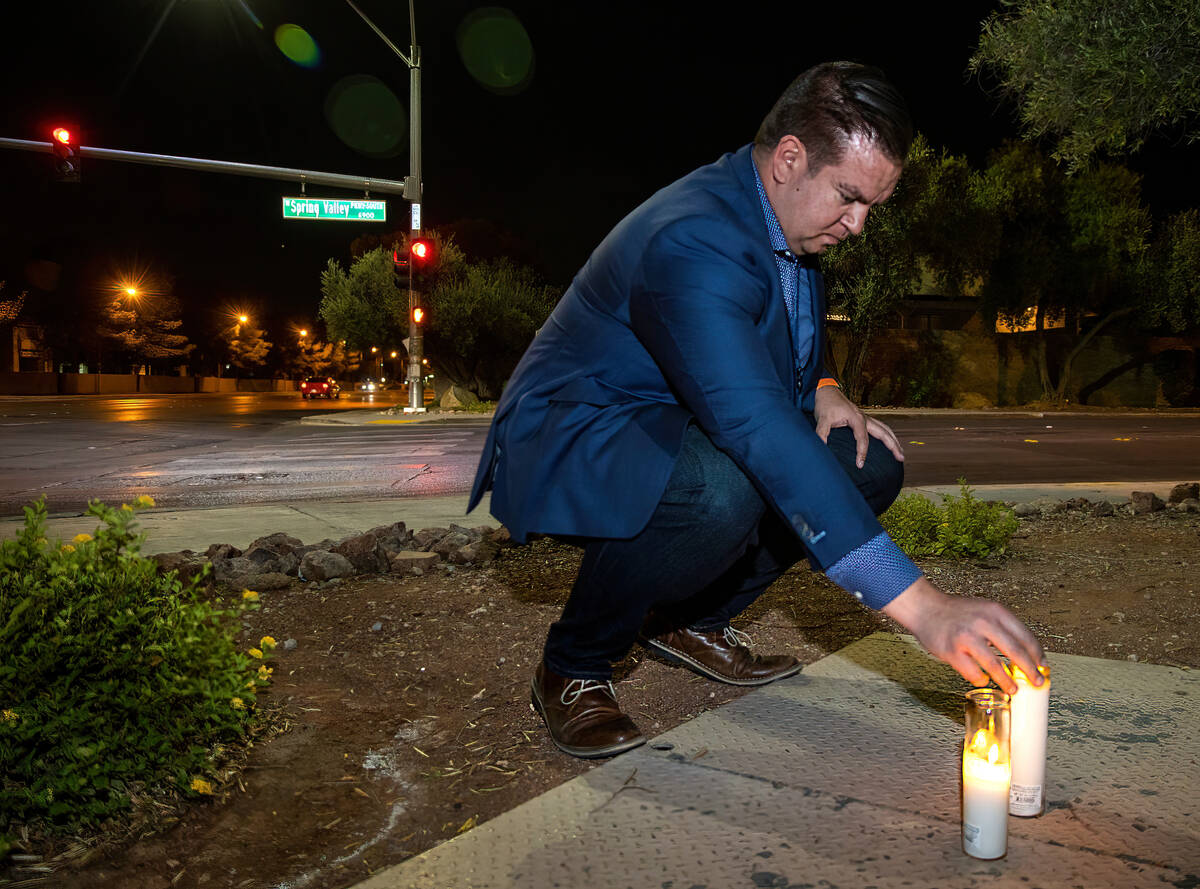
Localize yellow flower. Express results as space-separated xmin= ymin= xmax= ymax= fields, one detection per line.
xmin=72 ymin=533 xmax=92 ymax=544
xmin=133 ymin=494 xmax=156 ymax=509
xmin=245 ymin=679 xmax=255 ymax=689
xmin=121 ymin=504 xmax=133 ymax=512
xmin=242 ymin=590 xmax=259 ymax=601
xmin=248 ymin=648 xmax=263 ymax=659
xmin=1 ymin=709 xmax=18 ymax=722
xmin=190 ymin=777 xmax=214 ymax=795
xmin=60 ymin=544 xmax=75 ymax=553
xmin=231 ymin=697 xmax=245 ymax=710
xmin=257 ymin=665 xmax=273 ymax=680
xmin=259 ymin=635 xmax=277 ymax=649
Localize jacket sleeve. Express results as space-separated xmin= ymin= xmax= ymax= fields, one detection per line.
xmin=629 ymin=219 xmax=882 ymax=570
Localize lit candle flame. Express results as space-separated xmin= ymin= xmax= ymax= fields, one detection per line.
xmin=972 ymin=729 xmax=988 ymax=751
xmin=988 ymin=743 xmax=999 ymax=765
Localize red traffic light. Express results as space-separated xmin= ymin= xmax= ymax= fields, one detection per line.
xmin=410 ymin=237 xmax=435 ymax=265
xmin=50 ymin=125 xmax=81 ymax=183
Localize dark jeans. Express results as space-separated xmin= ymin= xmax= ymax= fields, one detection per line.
xmin=542 ymin=423 xmax=905 ymax=680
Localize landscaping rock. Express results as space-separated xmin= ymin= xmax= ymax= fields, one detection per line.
xmin=365 ymin=521 xmax=412 ymax=557
xmin=433 ymin=531 xmax=474 ymax=558
xmin=1175 ymin=497 xmax=1200 ymax=513
xmin=440 ymin=385 xmax=479 ymax=409
xmin=1168 ymin=482 xmax=1199 ymax=503
xmin=1130 ymin=491 xmax=1166 ymax=515
xmin=151 ymin=550 xmax=210 ymax=585
xmin=450 ymin=536 xmax=501 ymax=565
xmin=247 ymin=532 xmax=303 ymax=552
xmin=413 ymin=527 xmax=450 ymax=550
xmin=1091 ymin=500 xmax=1116 ymax=517
xmin=300 ymin=550 xmax=355 ymax=581
xmin=205 ymin=542 xmax=242 ymax=560
xmin=237 ymin=571 xmax=292 ymax=591
xmin=333 ymin=531 xmax=390 ymax=574
xmin=242 ymin=545 xmax=300 ymax=577
xmin=389 ymin=550 xmax=441 ymax=573
xmin=1013 ymin=502 xmax=1041 ymax=517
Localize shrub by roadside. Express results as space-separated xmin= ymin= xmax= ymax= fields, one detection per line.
xmin=0 ymin=497 xmax=272 ymax=855
xmin=882 ymin=479 xmax=1019 ymax=559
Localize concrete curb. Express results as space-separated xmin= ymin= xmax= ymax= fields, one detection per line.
xmin=298 ymin=408 xmax=495 ymax=426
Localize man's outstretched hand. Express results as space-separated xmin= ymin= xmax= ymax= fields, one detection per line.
xmin=813 ymin=384 xmax=904 ymax=468
xmin=881 ymin=577 xmax=1047 ymax=695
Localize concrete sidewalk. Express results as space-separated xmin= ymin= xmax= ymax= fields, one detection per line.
xmin=0 ymin=482 xmax=1187 ymax=555
xmin=355 ymin=633 xmax=1200 ymax=889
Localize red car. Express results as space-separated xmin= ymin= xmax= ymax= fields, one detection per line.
xmin=300 ymin=377 xmax=341 ymax=399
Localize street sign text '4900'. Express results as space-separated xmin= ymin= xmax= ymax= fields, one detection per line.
xmin=282 ymin=197 xmax=387 ymax=221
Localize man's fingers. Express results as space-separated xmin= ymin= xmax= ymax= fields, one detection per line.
xmin=851 ymin=414 xmax=869 ymax=469
xmin=815 ymin=417 xmax=831 ymax=444
xmin=866 ymin=417 xmax=905 ymax=462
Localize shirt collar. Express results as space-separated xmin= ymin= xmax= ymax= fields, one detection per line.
xmin=751 ymin=153 xmax=798 ymax=262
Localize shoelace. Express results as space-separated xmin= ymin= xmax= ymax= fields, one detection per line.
xmin=561 ymin=678 xmax=617 ymax=706
xmin=723 ymin=625 xmax=752 ymax=648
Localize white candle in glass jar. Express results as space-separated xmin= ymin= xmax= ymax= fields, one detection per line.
xmin=963 ymin=745 xmax=1011 ymax=859
xmin=1008 ymin=664 xmax=1050 ymax=816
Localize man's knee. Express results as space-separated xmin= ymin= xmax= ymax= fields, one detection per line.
xmin=824 ymin=427 xmax=904 ymax=516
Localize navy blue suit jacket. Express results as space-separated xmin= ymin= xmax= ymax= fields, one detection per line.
xmin=467 ymin=145 xmax=883 ymax=570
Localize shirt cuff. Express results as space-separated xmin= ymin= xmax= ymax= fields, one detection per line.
xmin=825 ymin=532 xmax=923 ymax=610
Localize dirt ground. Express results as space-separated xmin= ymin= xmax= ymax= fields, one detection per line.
xmin=7 ymin=505 xmax=1199 ymax=889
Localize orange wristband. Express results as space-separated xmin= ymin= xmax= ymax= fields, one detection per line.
xmin=817 ymin=377 xmax=840 ymax=390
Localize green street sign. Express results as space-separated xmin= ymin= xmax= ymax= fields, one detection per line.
xmin=281 ymin=197 xmax=387 ymax=221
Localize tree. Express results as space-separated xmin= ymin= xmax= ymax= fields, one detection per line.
xmin=423 ymin=259 xmax=559 ymax=400
xmin=318 ymin=247 xmax=404 ymax=354
xmin=228 ymin=324 xmax=272 ymax=372
xmin=97 ymin=291 xmax=194 ymax=372
xmin=1152 ymin=208 xmax=1200 ymax=332
xmin=293 ymin=337 xmax=351 ymax=378
xmin=0 ymin=280 xmax=25 ymax=323
xmin=976 ymin=142 xmax=1155 ymax=403
xmin=970 ymin=0 xmax=1200 ymax=168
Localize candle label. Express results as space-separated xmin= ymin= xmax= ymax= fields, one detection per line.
xmin=1010 ymin=782 xmax=1043 ymax=815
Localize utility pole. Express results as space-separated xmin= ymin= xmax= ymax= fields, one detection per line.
xmin=344 ymin=0 xmax=425 ymax=411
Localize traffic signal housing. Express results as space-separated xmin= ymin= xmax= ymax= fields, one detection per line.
xmin=392 ymin=246 xmax=409 ymax=272
xmin=51 ymin=127 xmax=81 ymax=182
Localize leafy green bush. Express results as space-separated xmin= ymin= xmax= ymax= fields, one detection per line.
xmin=0 ymin=497 xmax=271 ymax=837
xmin=882 ymin=479 xmax=1019 ymax=559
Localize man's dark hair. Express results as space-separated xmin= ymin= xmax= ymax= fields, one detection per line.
xmin=755 ymin=61 xmax=913 ymax=172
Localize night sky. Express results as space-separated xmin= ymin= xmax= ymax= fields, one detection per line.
xmin=2 ymin=1 xmax=1196 ymax=342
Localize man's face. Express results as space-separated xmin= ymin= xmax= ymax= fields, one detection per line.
xmin=768 ymin=134 xmax=902 ymax=256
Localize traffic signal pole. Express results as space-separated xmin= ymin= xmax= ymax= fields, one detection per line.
xmin=344 ymin=0 xmax=425 ymax=411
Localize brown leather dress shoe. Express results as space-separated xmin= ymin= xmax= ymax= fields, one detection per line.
xmin=641 ymin=623 xmax=803 ymax=686
xmin=530 ymin=663 xmax=646 ymax=759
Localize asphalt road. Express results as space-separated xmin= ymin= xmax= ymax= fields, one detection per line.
xmin=1 ymin=393 xmax=1198 ymax=517
xmin=0 ymin=393 xmax=491 ymax=516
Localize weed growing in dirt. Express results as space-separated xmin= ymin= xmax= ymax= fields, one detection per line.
xmin=882 ymin=479 xmax=1019 ymax=559
xmin=0 ymin=497 xmax=271 ymax=850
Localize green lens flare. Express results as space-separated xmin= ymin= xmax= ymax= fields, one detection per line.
xmin=275 ymin=24 xmax=321 ymax=68
xmin=456 ymin=8 xmax=534 ymax=95
xmin=324 ymin=75 xmax=408 ymax=159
